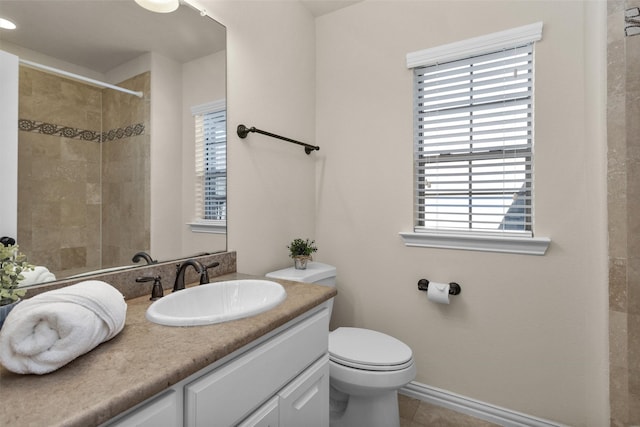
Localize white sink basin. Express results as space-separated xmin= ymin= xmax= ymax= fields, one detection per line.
xmin=146 ymin=279 xmax=286 ymax=326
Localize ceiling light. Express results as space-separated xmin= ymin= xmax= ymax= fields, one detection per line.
xmin=0 ymin=17 xmax=16 ymax=30
xmin=134 ymin=0 xmax=179 ymax=13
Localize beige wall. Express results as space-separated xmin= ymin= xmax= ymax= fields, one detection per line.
xmin=315 ymin=1 xmax=608 ymax=426
xmin=207 ymin=1 xmax=317 ymax=273
xmin=6 ymin=0 xmax=612 ymax=423
xmin=181 ymin=50 xmax=227 ymax=256
xmin=149 ymin=52 xmax=184 ymax=261
xmin=202 ymin=0 xmax=608 ymax=424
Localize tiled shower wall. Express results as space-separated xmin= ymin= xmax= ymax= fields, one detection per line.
xmin=17 ymin=67 xmax=150 ymax=277
xmin=101 ymin=72 xmax=151 ymax=270
xmin=608 ymin=1 xmax=640 ymax=425
xmin=17 ymin=67 xmax=103 ymax=276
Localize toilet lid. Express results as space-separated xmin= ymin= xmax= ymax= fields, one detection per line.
xmin=329 ymin=327 xmax=413 ymax=371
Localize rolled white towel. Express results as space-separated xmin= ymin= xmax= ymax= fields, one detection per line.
xmin=0 ymin=280 xmax=127 ymax=375
xmin=18 ymin=266 xmax=57 ymax=287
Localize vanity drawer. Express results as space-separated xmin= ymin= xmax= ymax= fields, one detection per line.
xmin=184 ymin=308 xmax=329 ymax=427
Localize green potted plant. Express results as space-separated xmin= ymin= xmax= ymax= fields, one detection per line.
xmin=0 ymin=244 xmax=32 ymax=328
xmin=287 ymin=238 xmax=318 ymax=270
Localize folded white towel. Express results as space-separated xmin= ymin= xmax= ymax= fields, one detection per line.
xmin=18 ymin=266 xmax=57 ymax=287
xmin=0 ymin=280 xmax=127 ymax=375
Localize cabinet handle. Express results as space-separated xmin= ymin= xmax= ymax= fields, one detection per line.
xmin=293 ymin=382 xmax=319 ymax=411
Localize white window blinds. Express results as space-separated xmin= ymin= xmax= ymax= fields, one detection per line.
xmin=194 ymin=103 xmax=226 ymax=222
xmin=412 ymin=43 xmax=534 ymax=235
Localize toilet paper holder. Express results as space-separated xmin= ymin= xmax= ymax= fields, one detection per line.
xmin=417 ymin=279 xmax=462 ymax=295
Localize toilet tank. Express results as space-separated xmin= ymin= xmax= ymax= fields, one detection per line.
xmin=266 ymin=262 xmax=336 ymax=286
xmin=266 ymin=262 xmax=337 ymax=316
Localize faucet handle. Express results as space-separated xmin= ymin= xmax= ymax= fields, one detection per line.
xmin=200 ymin=261 xmax=220 ymax=284
xmin=136 ymin=276 xmax=163 ymax=300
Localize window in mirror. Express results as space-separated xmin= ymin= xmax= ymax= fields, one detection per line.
xmin=191 ymin=100 xmax=226 ymax=233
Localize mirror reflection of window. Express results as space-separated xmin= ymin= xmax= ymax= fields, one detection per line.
xmin=192 ymin=100 xmax=227 ymax=231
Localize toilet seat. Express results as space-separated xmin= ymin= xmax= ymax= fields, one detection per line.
xmin=329 ymin=327 xmax=413 ymax=372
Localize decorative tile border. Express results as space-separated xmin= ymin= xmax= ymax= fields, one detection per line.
xmin=102 ymin=123 xmax=145 ymax=142
xmin=19 ymin=119 xmax=101 ymax=141
xmin=18 ymin=119 xmax=145 ymax=143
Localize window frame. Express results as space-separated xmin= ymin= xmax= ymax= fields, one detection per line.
xmin=401 ymin=22 xmax=550 ymax=255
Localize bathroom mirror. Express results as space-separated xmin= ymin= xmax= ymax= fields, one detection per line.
xmin=0 ymin=0 xmax=227 ymax=285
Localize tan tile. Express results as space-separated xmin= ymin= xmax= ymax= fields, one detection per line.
xmin=629 ymin=391 xmax=640 ymax=425
xmin=626 ymin=34 xmax=640 ymax=95
xmin=610 ymin=364 xmax=629 ymax=426
xmin=629 ymin=313 xmax=640 ymax=372
xmin=608 ymin=0 xmax=625 ymax=15
xmin=60 ymin=246 xmax=87 ymax=270
xmin=607 ymin=171 xmax=627 ymax=256
xmin=61 ymin=138 xmax=98 ymax=162
xmin=28 ymin=248 xmax=61 ymax=273
xmin=31 ymin=201 xmax=61 ymax=228
xmin=27 ymin=133 xmax=62 ymax=160
xmin=400 ymin=418 xmax=423 ymax=427
xmin=611 ymin=310 xmax=629 ymax=369
xmin=629 ymin=260 xmax=640 ymax=315
xmin=608 ymin=38 xmax=625 ymax=94
xmin=399 ymin=394 xmax=420 ymax=420
xmin=610 ymin=257 xmax=628 ymax=311
xmin=60 ymin=225 xmax=89 ymax=249
xmin=413 ymin=401 xmax=499 ymax=427
xmin=60 ymin=201 xmax=88 ymax=228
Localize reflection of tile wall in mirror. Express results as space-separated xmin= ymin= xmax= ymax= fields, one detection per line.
xmin=17 ymin=67 xmax=103 ymax=278
xmin=101 ymin=72 xmax=151 ymax=271
xmin=16 ymin=67 xmax=151 ymax=278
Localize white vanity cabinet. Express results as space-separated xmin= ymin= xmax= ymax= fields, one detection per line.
xmin=106 ymin=306 xmax=330 ymax=427
xmin=236 ymin=356 xmax=329 ymax=427
xmin=105 ymin=390 xmax=180 ymax=427
xmin=276 ymin=355 xmax=329 ymax=427
xmin=237 ymin=396 xmax=279 ymax=427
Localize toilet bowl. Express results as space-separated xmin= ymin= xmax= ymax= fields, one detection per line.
xmin=266 ymin=262 xmax=416 ymax=427
xmin=328 ymin=327 xmax=416 ymax=427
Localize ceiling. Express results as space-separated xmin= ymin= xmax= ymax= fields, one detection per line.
xmin=300 ymin=0 xmax=363 ymax=17
xmin=0 ymin=0 xmax=360 ymax=74
xmin=0 ymin=0 xmax=225 ymax=74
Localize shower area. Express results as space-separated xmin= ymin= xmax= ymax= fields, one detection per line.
xmin=608 ymin=1 xmax=640 ymax=425
xmin=16 ymin=66 xmax=150 ymax=278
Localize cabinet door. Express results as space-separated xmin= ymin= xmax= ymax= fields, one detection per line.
xmin=105 ymin=390 xmax=178 ymax=427
xmin=185 ymin=309 xmax=329 ymax=427
xmin=237 ymin=397 xmax=279 ymax=427
xmin=279 ymin=355 xmax=329 ymax=427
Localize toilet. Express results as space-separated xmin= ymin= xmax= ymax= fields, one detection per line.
xmin=266 ymin=262 xmax=416 ymax=427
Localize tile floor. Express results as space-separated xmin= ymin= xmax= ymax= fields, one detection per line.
xmin=399 ymin=394 xmax=500 ymax=427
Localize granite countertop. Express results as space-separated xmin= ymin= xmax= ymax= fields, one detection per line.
xmin=0 ymin=273 xmax=336 ymax=427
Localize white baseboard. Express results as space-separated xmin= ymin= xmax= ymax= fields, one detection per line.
xmin=400 ymin=381 xmax=567 ymax=427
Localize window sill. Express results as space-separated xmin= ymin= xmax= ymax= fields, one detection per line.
xmin=399 ymin=231 xmax=550 ymax=256
xmin=188 ymin=221 xmax=227 ymax=234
